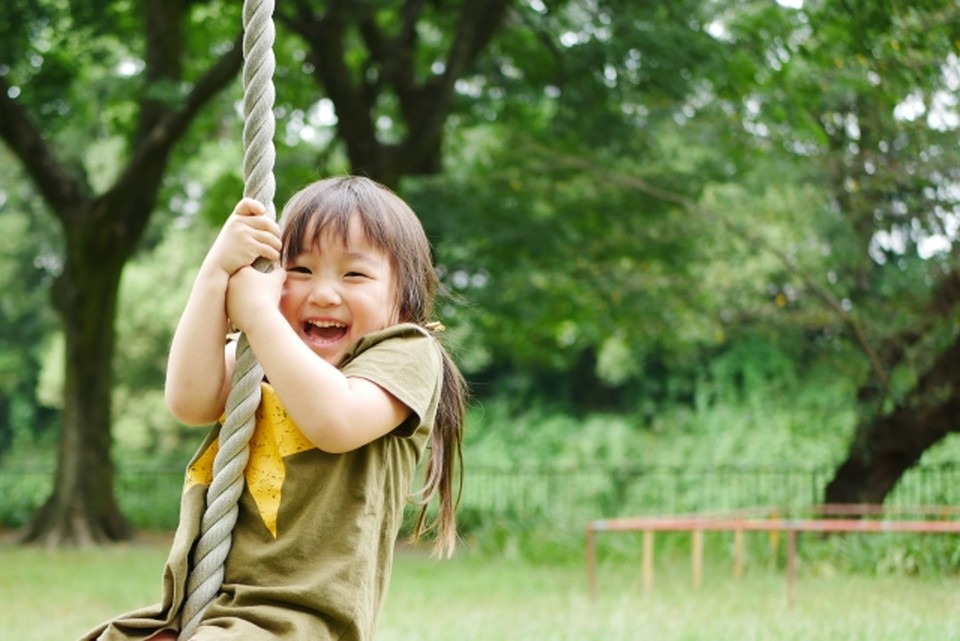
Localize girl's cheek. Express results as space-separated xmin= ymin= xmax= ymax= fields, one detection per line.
xmin=278 ymin=286 xmax=298 ymax=321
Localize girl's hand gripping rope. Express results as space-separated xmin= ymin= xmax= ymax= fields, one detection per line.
xmin=204 ymin=197 xmax=281 ymax=279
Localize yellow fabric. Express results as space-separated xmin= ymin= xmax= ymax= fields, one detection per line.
xmin=186 ymin=384 xmax=315 ymax=537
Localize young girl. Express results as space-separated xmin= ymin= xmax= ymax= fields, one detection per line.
xmin=82 ymin=176 xmax=466 ymax=641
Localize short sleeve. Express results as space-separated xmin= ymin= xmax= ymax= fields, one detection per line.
xmin=340 ymin=324 xmax=444 ymax=438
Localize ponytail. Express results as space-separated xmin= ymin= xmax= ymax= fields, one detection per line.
xmin=410 ymin=341 xmax=467 ymax=558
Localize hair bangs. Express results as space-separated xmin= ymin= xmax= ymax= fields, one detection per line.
xmin=281 ymin=179 xmax=403 ymax=261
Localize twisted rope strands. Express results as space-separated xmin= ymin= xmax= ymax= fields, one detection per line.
xmin=240 ymin=0 xmax=277 ymax=220
xmin=178 ymin=1 xmax=276 ymax=638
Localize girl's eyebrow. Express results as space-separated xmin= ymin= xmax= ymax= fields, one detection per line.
xmin=289 ymin=245 xmax=380 ymax=262
xmin=342 ymin=249 xmax=383 ymax=265
xmin=285 ymin=250 xmax=310 ymax=262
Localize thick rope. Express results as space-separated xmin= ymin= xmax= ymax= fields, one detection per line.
xmin=178 ymin=1 xmax=276 ymax=638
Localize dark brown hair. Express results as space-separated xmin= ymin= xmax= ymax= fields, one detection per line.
xmin=279 ymin=175 xmax=466 ymax=557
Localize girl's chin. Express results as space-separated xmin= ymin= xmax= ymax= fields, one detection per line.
xmin=305 ymin=341 xmax=347 ymax=365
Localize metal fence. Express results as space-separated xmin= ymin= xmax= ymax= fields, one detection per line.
xmin=3 ymin=462 xmax=960 ymax=531
xmin=460 ymin=464 xmax=833 ymax=526
xmin=453 ymin=463 xmax=960 ymax=528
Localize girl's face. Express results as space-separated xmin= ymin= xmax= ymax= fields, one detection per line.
xmin=279 ymin=215 xmax=399 ymax=366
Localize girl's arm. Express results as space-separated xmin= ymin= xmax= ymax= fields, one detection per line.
xmin=165 ymin=199 xmax=281 ymax=425
xmin=226 ymin=268 xmax=412 ymax=452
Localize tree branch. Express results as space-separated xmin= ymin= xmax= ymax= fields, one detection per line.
xmin=0 ymin=75 xmax=88 ymax=222
xmin=391 ymin=0 xmax=513 ymax=175
xmin=280 ymin=0 xmax=382 ymax=177
xmin=135 ymin=0 xmax=186 ymax=147
xmin=108 ymin=34 xmax=243 ymax=205
xmin=366 ymin=0 xmax=425 ymax=93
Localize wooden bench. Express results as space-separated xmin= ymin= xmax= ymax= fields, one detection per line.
xmin=585 ymin=504 xmax=960 ymax=604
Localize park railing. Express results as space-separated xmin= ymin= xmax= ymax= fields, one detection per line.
xmin=459 ymin=462 xmax=960 ymax=528
xmin=2 ymin=461 xmax=960 ymax=531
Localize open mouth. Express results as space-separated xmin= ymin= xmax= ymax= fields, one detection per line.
xmin=304 ymin=320 xmax=348 ymax=343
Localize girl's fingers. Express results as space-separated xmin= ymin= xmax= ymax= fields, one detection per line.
xmin=233 ymin=208 xmax=281 ymax=238
xmin=226 ymin=211 xmax=281 ymax=248
xmin=256 ymin=239 xmax=281 ymax=263
xmin=212 ymin=200 xmax=282 ymax=275
xmin=257 ymin=225 xmax=283 ymax=247
xmin=232 ymin=197 xmax=266 ymax=217
xmin=250 ymin=227 xmax=282 ymax=258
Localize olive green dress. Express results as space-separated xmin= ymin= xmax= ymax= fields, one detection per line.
xmin=81 ymin=324 xmax=443 ymax=641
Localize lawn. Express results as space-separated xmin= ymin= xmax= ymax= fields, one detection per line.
xmin=4 ymin=531 xmax=960 ymax=641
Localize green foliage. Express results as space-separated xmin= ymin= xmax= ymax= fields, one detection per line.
xmin=0 ymin=464 xmax=51 ymax=529
xmin=3 ymin=0 xmax=960 ymax=544
xmin=800 ymin=531 xmax=960 ymax=577
xmin=462 ymin=345 xmax=857 ymax=472
xmin=114 ymin=211 xmax=220 ymax=460
xmin=0 ymin=158 xmax=61 ymax=455
xmin=34 ymin=332 xmax=63 ymax=410
xmin=720 ymin=0 xmax=960 ymax=339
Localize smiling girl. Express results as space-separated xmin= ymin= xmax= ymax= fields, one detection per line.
xmin=84 ymin=176 xmax=467 ymax=641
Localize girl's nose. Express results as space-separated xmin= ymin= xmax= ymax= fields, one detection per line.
xmin=307 ymin=279 xmax=342 ymax=307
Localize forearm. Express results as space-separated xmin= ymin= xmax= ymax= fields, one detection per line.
xmin=165 ymin=263 xmax=232 ymax=425
xmin=242 ymin=307 xmax=350 ymax=435
xmin=240 ymin=307 xmax=406 ymax=452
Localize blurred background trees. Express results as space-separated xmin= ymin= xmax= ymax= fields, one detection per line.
xmin=1 ymin=0 xmax=959 ymax=546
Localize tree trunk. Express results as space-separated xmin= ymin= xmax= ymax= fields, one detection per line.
xmin=825 ymin=334 xmax=960 ymax=504
xmin=23 ymin=242 xmax=130 ymax=546
xmin=1 ymin=2 xmax=244 ymax=545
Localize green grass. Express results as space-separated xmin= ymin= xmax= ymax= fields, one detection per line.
xmin=4 ymin=532 xmax=960 ymax=641
xmin=1 ymin=533 xmax=172 ymax=641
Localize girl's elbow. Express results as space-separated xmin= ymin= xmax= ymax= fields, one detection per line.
xmin=301 ymin=422 xmax=357 ymax=454
xmin=165 ymin=388 xmax=218 ymax=426
xmin=310 ymin=434 xmax=354 ymax=454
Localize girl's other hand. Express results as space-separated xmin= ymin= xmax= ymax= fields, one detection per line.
xmin=204 ymin=198 xmax=282 ymax=277
xmin=226 ymin=265 xmax=287 ymax=334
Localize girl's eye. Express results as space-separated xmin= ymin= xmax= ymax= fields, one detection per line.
xmin=345 ymin=271 xmax=368 ymax=279
xmin=286 ymin=266 xmax=311 ymax=274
